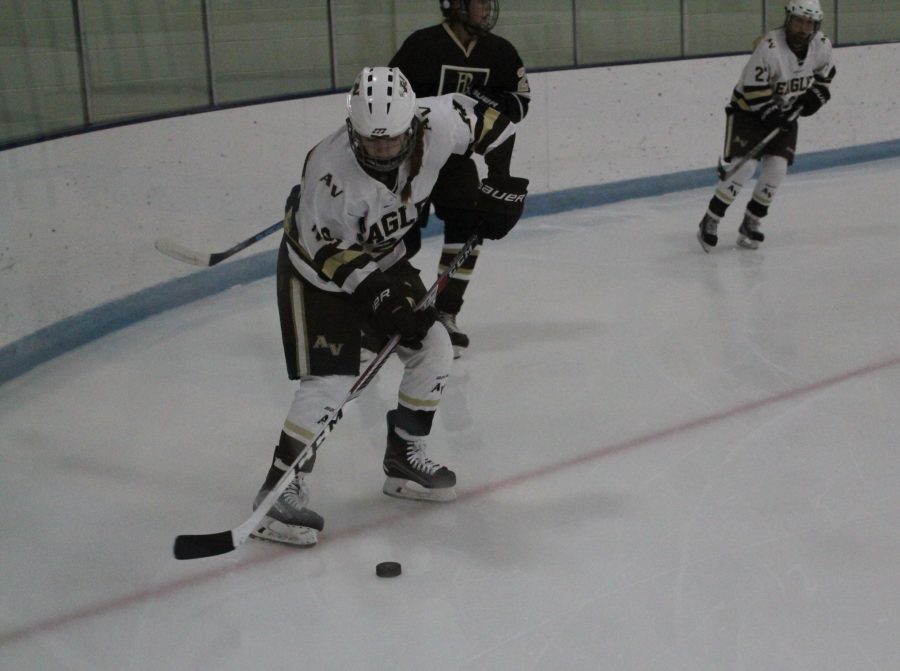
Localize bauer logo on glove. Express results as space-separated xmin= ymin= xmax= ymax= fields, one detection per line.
xmin=479 ymin=181 xmax=527 ymax=203
xmin=476 ymin=175 xmax=529 ymax=240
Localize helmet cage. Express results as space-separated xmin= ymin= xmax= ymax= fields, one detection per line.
xmin=346 ymin=67 xmax=418 ymax=173
xmin=346 ymin=117 xmax=419 ymax=173
xmin=439 ymin=0 xmax=499 ymax=35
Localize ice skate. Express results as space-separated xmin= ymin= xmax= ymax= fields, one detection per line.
xmin=697 ymin=213 xmax=719 ymax=252
xmin=382 ymin=410 xmax=456 ymax=502
xmin=737 ymin=213 xmax=765 ymax=249
xmin=251 ymin=471 xmax=323 ymax=546
xmin=437 ymin=311 xmax=469 ymax=359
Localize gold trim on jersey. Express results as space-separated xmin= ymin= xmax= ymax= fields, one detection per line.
xmin=442 ymin=21 xmax=477 ymax=58
xmin=741 ymin=88 xmax=772 ymax=101
xmin=731 ymin=94 xmax=767 ymax=112
xmin=731 ymin=87 xmax=772 ymax=112
xmin=322 ymin=249 xmax=365 ymax=281
xmin=471 ymin=107 xmax=504 ymax=154
xmin=479 ymin=107 xmax=499 ymax=137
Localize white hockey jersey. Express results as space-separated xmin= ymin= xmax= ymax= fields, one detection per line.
xmin=283 ymin=93 xmax=516 ymax=295
xmin=731 ymin=28 xmax=835 ymax=114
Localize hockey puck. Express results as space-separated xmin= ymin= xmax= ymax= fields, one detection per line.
xmin=375 ymin=561 xmax=402 ymax=578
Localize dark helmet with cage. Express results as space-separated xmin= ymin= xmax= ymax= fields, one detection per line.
xmin=438 ymin=0 xmax=499 ymax=35
xmin=784 ymin=0 xmax=823 ymax=50
xmin=346 ymin=67 xmax=419 ymax=173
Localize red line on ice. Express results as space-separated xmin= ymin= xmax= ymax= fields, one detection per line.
xmin=2 ymin=354 xmax=898 ymax=648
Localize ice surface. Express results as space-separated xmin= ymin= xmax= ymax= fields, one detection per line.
xmin=1 ymin=159 xmax=899 ymax=670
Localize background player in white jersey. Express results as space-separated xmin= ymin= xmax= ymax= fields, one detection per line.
xmin=697 ymin=0 xmax=836 ymax=251
xmin=250 ymin=66 xmax=528 ymax=547
xmin=389 ymin=0 xmax=530 ymax=358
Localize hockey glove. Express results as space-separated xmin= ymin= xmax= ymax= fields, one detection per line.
xmin=356 ymin=274 xmax=431 ymax=347
xmin=396 ymin=273 xmax=438 ymax=348
xmin=794 ymin=85 xmax=830 ymax=117
xmin=758 ymin=104 xmax=791 ymax=132
xmin=468 ymin=86 xmax=502 ymax=111
xmin=476 ymin=175 xmax=529 ymax=240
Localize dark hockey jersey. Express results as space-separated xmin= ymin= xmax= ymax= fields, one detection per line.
xmin=389 ymin=22 xmax=530 ymax=123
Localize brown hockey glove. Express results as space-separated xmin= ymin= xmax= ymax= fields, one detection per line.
xmin=476 ymin=175 xmax=529 ymax=240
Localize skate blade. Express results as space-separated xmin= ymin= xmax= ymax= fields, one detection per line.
xmin=250 ymin=519 xmax=318 ymax=547
xmin=697 ymin=230 xmax=714 ymax=253
xmin=383 ymin=477 xmax=457 ymax=502
xmin=737 ymin=235 xmax=760 ymax=250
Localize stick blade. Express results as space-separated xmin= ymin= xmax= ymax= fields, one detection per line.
xmin=155 ymin=238 xmax=212 ymax=267
xmin=173 ymin=531 xmax=236 ymax=560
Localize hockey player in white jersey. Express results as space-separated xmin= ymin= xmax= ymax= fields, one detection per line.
xmin=697 ymin=0 xmax=836 ymax=251
xmin=250 ymin=66 xmax=528 ymax=546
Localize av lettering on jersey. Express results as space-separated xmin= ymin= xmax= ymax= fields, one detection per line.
xmin=312 ymin=335 xmax=344 ymax=356
xmin=438 ymin=65 xmax=491 ymax=95
xmin=320 ymin=173 xmax=343 ymax=197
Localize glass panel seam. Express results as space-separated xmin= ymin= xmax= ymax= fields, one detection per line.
xmin=327 ymin=0 xmax=337 ymax=89
xmin=72 ymin=0 xmax=92 ymax=125
xmin=202 ymin=0 xmax=216 ymax=105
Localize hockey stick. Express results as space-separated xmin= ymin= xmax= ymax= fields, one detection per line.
xmin=155 ymin=220 xmax=282 ymax=267
xmin=173 ymin=234 xmax=480 ymax=560
xmin=716 ymin=106 xmax=802 ymax=181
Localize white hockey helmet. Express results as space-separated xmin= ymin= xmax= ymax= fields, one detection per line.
xmin=784 ymin=0 xmax=823 ymax=45
xmin=439 ymin=0 xmax=499 ymax=35
xmin=346 ymin=67 xmax=418 ymax=173
xmin=785 ymin=0 xmax=823 ymax=23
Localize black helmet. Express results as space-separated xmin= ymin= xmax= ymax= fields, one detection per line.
xmin=439 ymin=0 xmax=499 ymax=35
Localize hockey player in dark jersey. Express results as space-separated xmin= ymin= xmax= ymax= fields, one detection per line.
xmin=389 ymin=0 xmax=531 ymax=357
xmin=697 ymin=0 xmax=836 ymax=251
